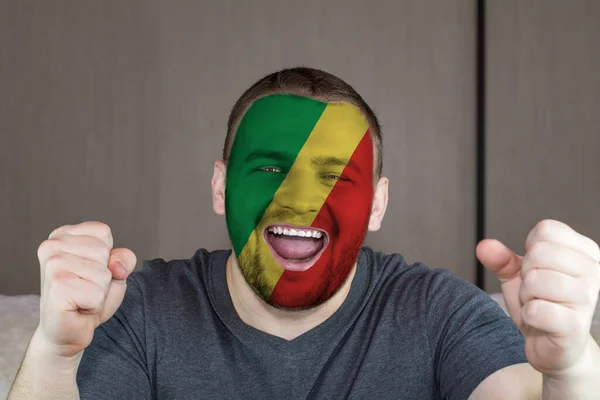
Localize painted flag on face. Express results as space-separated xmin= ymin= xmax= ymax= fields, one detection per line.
xmin=225 ymin=94 xmax=374 ymax=308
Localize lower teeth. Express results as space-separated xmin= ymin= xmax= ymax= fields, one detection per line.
xmin=289 ymin=255 xmax=314 ymax=262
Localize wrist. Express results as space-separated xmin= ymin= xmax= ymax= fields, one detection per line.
xmin=28 ymin=328 xmax=83 ymax=372
xmin=542 ymin=336 xmax=600 ymax=399
xmin=8 ymin=328 xmax=82 ymax=399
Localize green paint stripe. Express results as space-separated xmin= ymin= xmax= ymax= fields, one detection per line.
xmin=225 ymin=94 xmax=328 ymax=256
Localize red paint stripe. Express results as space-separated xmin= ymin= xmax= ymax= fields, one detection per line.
xmin=269 ymin=131 xmax=374 ymax=308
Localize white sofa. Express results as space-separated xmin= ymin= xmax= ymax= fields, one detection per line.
xmin=1 ymin=294 xmax=599 ymax=398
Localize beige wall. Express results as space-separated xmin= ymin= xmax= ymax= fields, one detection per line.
xmin=485 ymin=0 xmax=600 ymax=293
xmin=1 ymin=0 xmax=477 ymax=295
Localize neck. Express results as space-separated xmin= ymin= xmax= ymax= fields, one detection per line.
xmin=226 ymin=254 xmax=357 ymax=341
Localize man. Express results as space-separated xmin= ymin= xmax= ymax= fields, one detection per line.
xmin=9 ymin=67 xmax=600 ymax=399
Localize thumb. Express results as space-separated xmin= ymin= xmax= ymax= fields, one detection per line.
xmin=476 ymin=239 xmax=522 ymax=283
xmin=107 ymin=248 xmax=137 ymax=281
xmin=476 ymin=239 xmax=524 ymax=326
xmin=98 ymin=248 xmax=137 ymax=325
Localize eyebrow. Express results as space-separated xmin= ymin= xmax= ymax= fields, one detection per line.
xmin=311 ymin=156 xmax=360 ymax=173
xmin=245 ymin=150 xmax=296 ymax=163
xmin=245 ymin=151 xmax=361 ymax=173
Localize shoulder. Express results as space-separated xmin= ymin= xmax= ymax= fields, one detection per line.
xmin=362 ymin=247 xmax=503 ymax=320
xmin=363 ymin=246 xmax=479 ymax=300
xmin=127 ymin=248 xmax=230 ymax=300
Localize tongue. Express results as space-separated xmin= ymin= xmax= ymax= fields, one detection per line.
xmin=268 ymin=234 xmax=323 ymax=260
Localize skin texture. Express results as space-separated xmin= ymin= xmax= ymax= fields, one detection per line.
xmin=224 ymin=94 xmax=374 ymax=309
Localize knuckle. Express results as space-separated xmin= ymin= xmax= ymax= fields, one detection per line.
xmin=528 ymin=241 xmax=545 ymax=258
xmin=45 ymin=273 xmax=73 ymax=305
xmin=45 ymin=253 xmax=65 ymax=271
xmin=520 ymin=284 xmax=533 ymax=303
xmin=93 ymin=221 xmax=112 ymax=237
xmin=98 ymin=266 xmax=113 ymax=288
xmin=524 ymin=269 xmax=538 ymax=286
xmin=37 ymin=239 xmax=57 ymax=259
xmin=534 ymin=219 xmax=554 ymax=238
xmin=519 ymin=286 xmax=529 ymax=306
xmin=91 ymin=284 xmax=107 ymax=309
xmin=99 ymin=245 xmax=111 ymax=261
xmin=91 ymin=222 xmax=114 ymax=249
xmin=523 ymin=302 xmax=537 ymax=322
xmin=48 ymin=224 xmax=69 ymax=239
xmin=591 ymin=241 xmax=600 ymax=261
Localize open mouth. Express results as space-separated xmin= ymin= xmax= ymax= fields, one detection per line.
xmin=263 ymin=224 xmax=329 ymax=272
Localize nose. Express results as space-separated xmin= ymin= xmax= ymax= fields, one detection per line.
xmin=274 ymin=168 xmax=323 ymax=215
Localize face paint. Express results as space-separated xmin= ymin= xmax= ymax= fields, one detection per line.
xmin=225 ymin=94 xmax=374 ymax=309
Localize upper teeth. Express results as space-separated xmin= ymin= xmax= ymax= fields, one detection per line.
xmin=268 ymin=226 xmax=323 ymax=238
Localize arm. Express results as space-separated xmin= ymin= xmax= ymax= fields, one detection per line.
xmin=470 ymin=363 xmax=542 ymax=400
xmin=10 ymin=274 xmax=152 ymax=400
xmin=7 ymin=222 xmax=138 ymax=400
xmin=8 ymin=330 xmax=81 ymax=400
xmin=423 ymin=269 xmax=529 ymax=400
xmin=470 ymin=337 xmax=600 ymax=399
xmin=476 ymin=219 xmax=600 ymax=400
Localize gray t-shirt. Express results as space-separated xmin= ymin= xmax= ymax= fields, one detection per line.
xmin=77 ymin=247 xmax=527 ymax=399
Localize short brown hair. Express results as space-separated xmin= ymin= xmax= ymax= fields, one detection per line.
xmin=223 ymin=67 xmax=383 ymax=180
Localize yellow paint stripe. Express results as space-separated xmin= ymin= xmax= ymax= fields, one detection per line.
xmin=238 ymin=102 xmax=369 ymax=298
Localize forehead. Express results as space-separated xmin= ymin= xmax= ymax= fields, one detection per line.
xmin=232 ymin=94 xmax=368 ymax=157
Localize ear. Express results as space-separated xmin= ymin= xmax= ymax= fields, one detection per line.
xmin=368 ymin=176 xmax=389 ymax=231
xmin=212 ymin=160 xmax=227 ymax=216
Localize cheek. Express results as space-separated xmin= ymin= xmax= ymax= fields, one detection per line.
xmin=327 ymin=183 xmax=373 ymax=235
xmin=226 ymin=184 xmax=269 ymax=219
xmin=324 ymin=132 xmax=375 ymax=234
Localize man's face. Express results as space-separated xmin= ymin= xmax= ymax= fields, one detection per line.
xmin=224 ymin=94 xmax=374 ymax=309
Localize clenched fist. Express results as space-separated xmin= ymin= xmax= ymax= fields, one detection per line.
xmin=477 ymin=219 xmax=600 ymax=378
xmin=34 ymin=221 xmax=136 ymax=359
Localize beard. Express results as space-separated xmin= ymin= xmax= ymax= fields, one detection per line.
xmin=236 ymin=226 xmax=367 ymax=312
